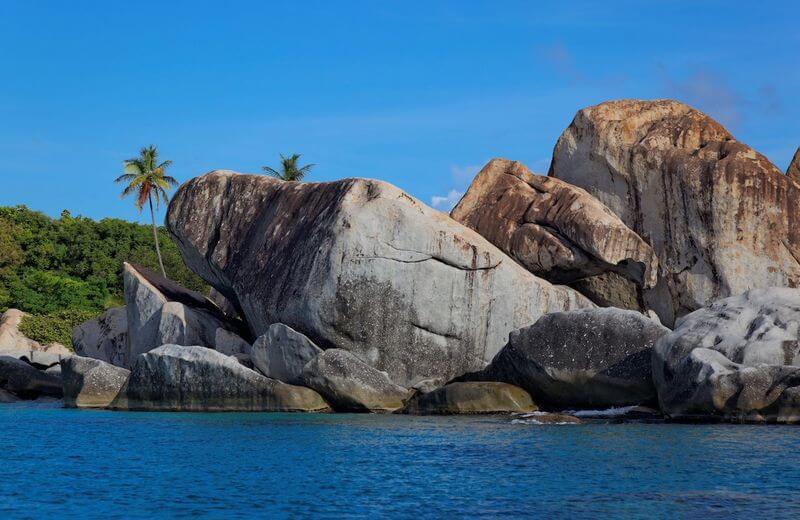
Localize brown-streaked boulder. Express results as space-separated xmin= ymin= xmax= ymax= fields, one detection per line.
xmin=400 ymin=382 xmax=537 ymax=415
xmin=549 ymin=99 xmax=800 ymax=326
xmin=787 ymin=147 xmax=800 ymax=183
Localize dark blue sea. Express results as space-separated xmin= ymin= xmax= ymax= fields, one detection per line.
xmin=1 ymin=401 xmax=799 ymax=519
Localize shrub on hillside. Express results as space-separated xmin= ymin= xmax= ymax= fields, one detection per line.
xmin=18 ymin=309 xmax=97 ymax=349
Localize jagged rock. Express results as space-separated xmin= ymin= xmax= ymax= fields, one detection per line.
xmin=400 ymin=382 xmax=536 ymax=415
xmin=653 ymin=288 xmax=800 ymax=423
xmin=0 ymin=309 xmax=39 ymax=352
xmin=110 ymin=344 xmax=328 ymax=412
xmin=166 ymin=171 xmax=593 ymax=385
xmin=479 ymin=308 xmax=669 ymax=408
xmin=301 ymin=349 xmax=411 ymax=412
xmin=550 ymin=99 xmax=800 ymax=326
xmin=72 ymin=307 xmax=128 ymax=367
xmin=451 ymin=158 xmax=657 ymax=292
xmin=251 ymin=324 xmax=323 ymax=383
xmin=787 ymin=147 xmax=800 ymax=183
xmin=123 ymin=263 xmax=249 ymax=366
xmin=61 ymin=356 xmax=130 ymax=408
xmin=0 ymin=355 xmax=62 ymax=399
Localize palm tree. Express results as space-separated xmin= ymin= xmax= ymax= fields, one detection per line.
xmin=114 ymin=145 xmax=178 ymax=277
xmin=262 ymin=153 xmax=315 ymax=181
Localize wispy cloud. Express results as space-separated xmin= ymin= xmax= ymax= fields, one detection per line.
xmin=660 ymin=66 xmax=742 ymax=128
xmin=430 ymin=164 xmax=481 ymax=211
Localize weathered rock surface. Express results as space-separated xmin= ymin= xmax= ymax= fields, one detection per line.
xmin=251 ymin=324 xmax=322 ymax=384
xmin=0 ymin=309 xmax=40 ymax=352
xmin=653 ymin=288 xmax=800 ymax=423
xmin=787 ymin=147 xmax=800 ymax=183
xmin=123 ymin=263 xmax=249 ymax=366
xmin=301 ymin=349 xmax=411 ymax=412
xmin=0 ymin=355 xmax=62 ymax=399
xmin=451 ymin=158 xmax=657 ymax=293
xmin=167 ymin=171 xmax=593 ymax=385
xmin=72 ymin=307 xmax=128 ymax=367
xmin=550 ymin=99 xmax=800 ymax=326
xmin=110 ymin=344 xmax=328 ymax=412
xmin=401 ymin=382 xmax=536 ymax=415
xmin=479 ymin=308 xmax=669 ymax=408
xmin=61 ymin=356 xmax=130 ymax=408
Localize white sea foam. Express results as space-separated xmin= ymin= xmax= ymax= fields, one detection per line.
xmin=565 ymin=406 xmax=639 ymax=417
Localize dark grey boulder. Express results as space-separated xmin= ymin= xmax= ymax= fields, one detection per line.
xmin=301 ymin=349 xmax=411 ymax=412
xmin=110 ymin=345 xmax=328 ymax=412
xmin=72 ymin=306 xmax=128 ymax=367
xmin=653 ymin=288 xmax=800 ymax=423
xmin=251 ymin=324 xmax=323 ymax=384
xmin=61 ymin=356 xmax=130 ymax=408
xmin=401 ymin=382 xmax=537 ymax=415
xmin=0 ymin=355 xmax=62 ymax=399
xmin=480 ymin=308 xmax=669 ymax=408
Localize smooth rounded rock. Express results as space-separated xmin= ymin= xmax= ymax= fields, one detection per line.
xmin=401 ymin=382 xmax=537 ymax=415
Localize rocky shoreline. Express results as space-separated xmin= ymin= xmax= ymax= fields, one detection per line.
xmin=3 ymin=98 xmax=800 ymax=424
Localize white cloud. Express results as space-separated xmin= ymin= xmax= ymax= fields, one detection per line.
xmin=430 ymin=189 xmax=464 ymax=211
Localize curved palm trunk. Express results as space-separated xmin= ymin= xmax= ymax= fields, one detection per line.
xmin=148 ymin=194 xmax=167 ymax=277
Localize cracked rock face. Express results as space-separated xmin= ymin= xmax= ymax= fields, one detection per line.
xmin=549 ymin=99 xmax=800 ymax=326
xmin=451 ymin=158 xmax=657 ymax=309
xmin=478 ymin=307 xmax=669 ymax=408
xmin=653 ymin=288 xmax=800 ymax=423
xmin=166 ymin=171 xmax=593 ymax=386
xmin=110 ymin=344 xmax=328 ymax=412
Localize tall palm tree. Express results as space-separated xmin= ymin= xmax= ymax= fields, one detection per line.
xmin=262 ymin=153 xmax=315 ymax=181
xmin=115 ymin=145 xmax=178 ymax=277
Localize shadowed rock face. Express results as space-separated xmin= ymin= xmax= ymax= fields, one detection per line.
xmin=451 ymin=158 xmax=657 ymax=291
xmin=110 ymin=345 xmax=328 ymax=412
xmin=788 ymin=148 xmax=800 ymax=184
xmin=653 ymin=288 xmax=800 ymax=423
xmin=549 ymin=99 xmax=800 ymax=326
xmin=72 ymin=307 xmax=128 ymax=367
xmin=166 ymin=171 xmax=593 ymax=385
xmin=477 ymin=308 xmax=669 ymax=409
xmin=61 ymin=356 xmax=130 ymax=408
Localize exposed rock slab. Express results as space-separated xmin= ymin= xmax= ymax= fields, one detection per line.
xmin=479 ymin=308 xmax=669 ymax=408
xmin=549 ymin=99 xmax=800 ymax=326
xmin=123 ymin=263 xmax=249 ymax=366
xmin=0 ymin=355 xmax=62 ymax=399
xmin=61 ymin=356 xmax=130 ymax=408
xmin=301 ymin=349 xmax=410 ymax=412
xmin=451 ymin=158 xmax=657 ymax=290
xmin=110 ymin=344 xmax=328 ymax=412
xmin=251 ymin=323 xmax=322 ymax=384
xmin=166 ymin=171 xmax=593 ymax=385
xmin=401 ymin=382 xmax=536 ymax=415
xmin=72 ymin=307 xmax=128 ymax=367
xmin=787 ymin=147 xmax=800 ymax=183
xmin=653 ymin=288 xmax=800 ymax=423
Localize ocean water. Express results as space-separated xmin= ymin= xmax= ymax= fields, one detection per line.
xmin=2 ymin=401 xmax=799 ymax=519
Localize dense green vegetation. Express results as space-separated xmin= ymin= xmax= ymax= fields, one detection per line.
xmin=0 ymin=205 xmax=206 ymax=345
xmin=17 ymin=309 xmax=98 ymax=348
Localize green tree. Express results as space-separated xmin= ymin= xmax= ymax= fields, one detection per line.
xmin=115 ymin=145 xmax=178 ymax=276
xmin=262 ymin=153 xmax=315 ymax=181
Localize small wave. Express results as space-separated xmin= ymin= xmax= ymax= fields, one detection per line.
xmin=565 ymin=406 xmax=639 ymax=417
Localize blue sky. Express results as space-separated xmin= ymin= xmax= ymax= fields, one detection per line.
xmin=1 ymin=1 xmax=798 ymax=222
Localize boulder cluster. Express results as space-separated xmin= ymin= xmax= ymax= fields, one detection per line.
xmin=4 ymin=99 xmax=800 ymax=423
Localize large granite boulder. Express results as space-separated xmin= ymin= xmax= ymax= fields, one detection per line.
xmin=401 ymin=382 xmax=537 ymax=415
xmin=787 ymin=147 xmax=800 ymax=183
xmin=0 ymin=355 xmax=62 ymax=399
xmin=123 ymin=263 xmax=249 ymax=366
xmin=166 ymin=171 xmax=593 ymax=385
xmin=549 ymin=99 xmax=800 ymax=326
xmin=72 ymin=307 xmax=128 ymax=367
xmin=251 ymin=323 xmax=322 ymax=384
xmin=451 ymin=158 xmax=657 ymax=296
xmin=110 ymin=344 xmax=328 ymax=412
xmin=479 ymin=308 xmax=669 ymax=408
xmin=301 ymin=349 xmax=411 ymax=412
xmin=653 ymin=288 xmax=800 ymax=423
xmin=61 ymin=356 xmax=130 ymax=408
xmin=0 ymin=309 xmax=39 ymax=352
